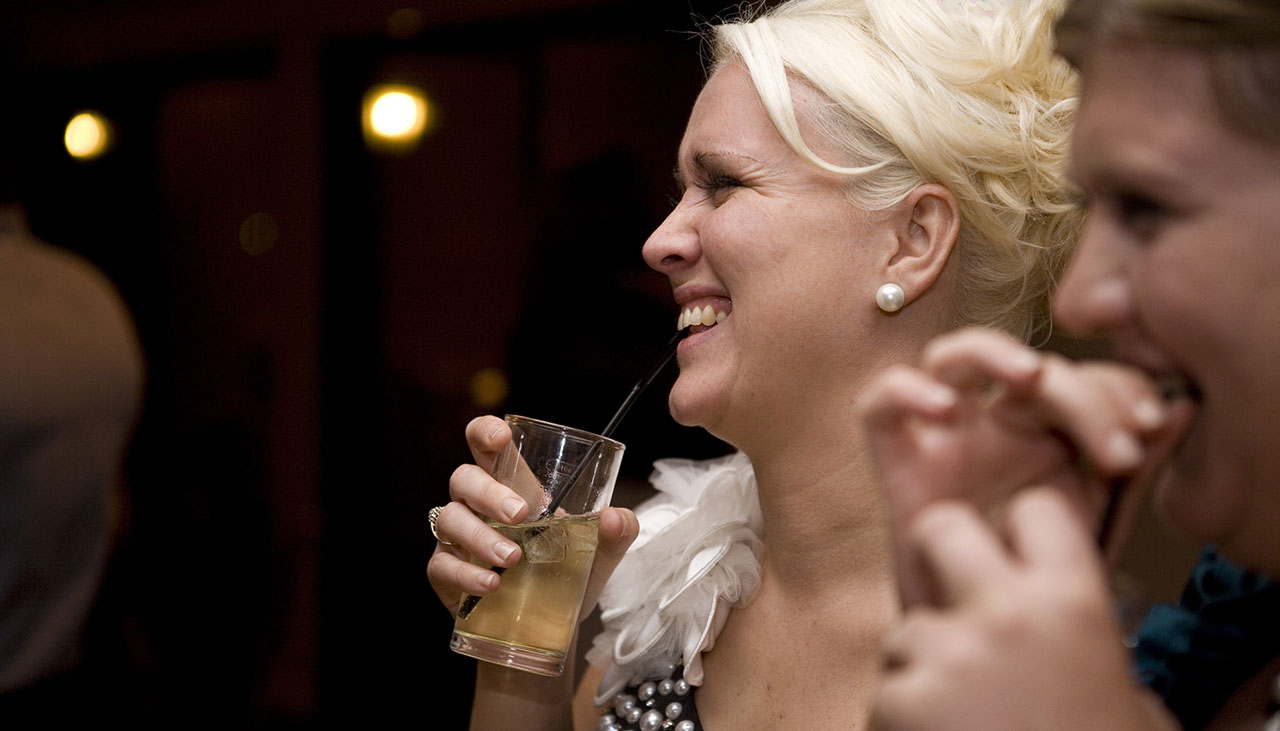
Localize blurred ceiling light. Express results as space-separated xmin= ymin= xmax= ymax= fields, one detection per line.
xmin=363 ymin=84 xmax=433 ymax=152
xmin=64 ymin=111 xmax=113 ymax=160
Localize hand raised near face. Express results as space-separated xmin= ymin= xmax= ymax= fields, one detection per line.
xmin=426 ymin=415 xmax=639 ymax=619
xmin=870 ymin=489 xmax=1179 ymax=731
xmin=856 ymin=327 xmax=1191 ymax=606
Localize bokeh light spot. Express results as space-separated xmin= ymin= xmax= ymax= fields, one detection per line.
xmin=362 ymin=84 xmax=433 ymax=152
xmin=371 ymin=92 xmax=421 ymax=137
xmin=239 ymin=212 xmax=279 ymax=255
xmin=469 ymin=368 xmax=509 ymax=410
xmin=64 ymin=111 xmax=113 ymax=160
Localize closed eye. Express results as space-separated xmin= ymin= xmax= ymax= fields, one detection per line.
xmin=694 ymin=173 xmax=742 ymax=206
xmin=698 ymin=174 xmax=741 ymax=190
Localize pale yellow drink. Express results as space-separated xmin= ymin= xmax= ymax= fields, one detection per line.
xmin=451 ymin=514 xmax=600 ymax=675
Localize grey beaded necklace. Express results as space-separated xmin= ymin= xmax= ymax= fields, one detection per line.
xmin=597 ymin=665 xmax=699 ymax=731
xmin=1265 ymin=672 xmax=1280 ymax=731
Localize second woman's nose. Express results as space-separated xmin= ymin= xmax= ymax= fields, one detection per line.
xmin=1052 ymin=217 xmax=1134 ymax=336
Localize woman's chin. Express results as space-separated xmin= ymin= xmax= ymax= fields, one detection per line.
xmin=667 ymin=383 xmax=722 ymax=431
xmin=1153 ymin=455 xmax=1239 ymax=552
xmin=667 ymin=395 xmax=704 ymax=428
xmin=1153 ymin=470 xmax=1199 ymax=540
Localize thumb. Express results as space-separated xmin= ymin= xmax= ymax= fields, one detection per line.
xmin=581 ymin=506 xmax=639 ymax=614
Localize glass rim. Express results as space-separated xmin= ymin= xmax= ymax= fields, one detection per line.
xmin=504 ymin=414 xmax=624 ymax=451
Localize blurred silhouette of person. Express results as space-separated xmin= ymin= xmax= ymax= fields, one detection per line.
xmin=0 ymin=200 xmax=144 ymax=725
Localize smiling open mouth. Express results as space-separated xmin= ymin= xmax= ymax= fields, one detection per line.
xmin=677 ymin=304 xmax=729 ymax=331
xmin=1155 ymin=373 xmax=1203 ymax=403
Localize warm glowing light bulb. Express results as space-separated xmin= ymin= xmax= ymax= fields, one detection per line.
xmin=362 ymin=84 xmax=433 ymax=151
xmin=64 ymin=111 xmax=113 ymax=160
xmin=371 ymin=91 xmax=422 ymax=137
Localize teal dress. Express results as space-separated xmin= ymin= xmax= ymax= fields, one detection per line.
xmin=1133 ymin=547 xmax=1280 ymax=729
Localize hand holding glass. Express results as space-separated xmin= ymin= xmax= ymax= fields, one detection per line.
xmin=449 ymin=414 xmax=624 ymax=677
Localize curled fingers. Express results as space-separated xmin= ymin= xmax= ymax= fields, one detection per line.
xmin=907 ymin=500 xmax=1015 ymax=608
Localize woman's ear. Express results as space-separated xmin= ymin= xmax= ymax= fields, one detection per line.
xmin=883 ymin=183 xmax=960 ymax=306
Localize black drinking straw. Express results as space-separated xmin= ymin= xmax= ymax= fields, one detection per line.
xmin=456 ymin=326 xmax=690 ymax=620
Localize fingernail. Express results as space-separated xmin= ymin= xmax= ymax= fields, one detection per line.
xmin=1107 ymin=431 xmax=1142 ymax=468
xmin=927 ymin=385 xmax=956 ymax=409
xmin=1013 ymin=349 xmax=1040 ymax=374
xmin=495 ymin=541 xmax=518 ymax=562
xmin=1133 ymin=400 xmax=1164 ymax=429
xmin=482 ymin=573 xmax=497 ymax=590
xmin=502 ymin=498 xmax=525 ymax=521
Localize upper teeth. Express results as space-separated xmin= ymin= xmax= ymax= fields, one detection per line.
xmin=678 ymin=305 xmax=727 ymax=330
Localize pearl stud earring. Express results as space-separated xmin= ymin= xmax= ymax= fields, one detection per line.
xmin=876 ymin=283 xmax=905 ymax=313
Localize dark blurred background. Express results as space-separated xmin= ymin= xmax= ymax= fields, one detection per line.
xmin=0 ymin=0 xmax=733 ymax=726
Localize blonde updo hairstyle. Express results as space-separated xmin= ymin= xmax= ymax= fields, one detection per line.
xmin=711 ymin=0 xmax=1082 ymax=342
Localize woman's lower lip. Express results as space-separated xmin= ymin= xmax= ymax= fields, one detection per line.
xmin=677 ymin=324 xmax=716 ymax=354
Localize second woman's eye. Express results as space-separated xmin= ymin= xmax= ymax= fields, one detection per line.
xmin=1114 ymin=191 xmax=1172 ymax=242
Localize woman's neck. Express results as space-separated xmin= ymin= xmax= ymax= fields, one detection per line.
xmin=742 ymin=417 xmax=894 ymax=595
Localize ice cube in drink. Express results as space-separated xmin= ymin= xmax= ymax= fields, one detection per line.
xmin=450 ymin=514 xmax=600 ymax=676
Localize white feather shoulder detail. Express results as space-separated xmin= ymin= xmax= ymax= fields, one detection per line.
xmin=586 ymin=451 xmax=763 ymax=705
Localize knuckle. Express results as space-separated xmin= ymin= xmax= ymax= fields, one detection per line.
xmin=466 ymin=521 xmax=502 ymax=556
xmin=856 ymin=368 xmax=907 ymax=412
xmin=426 ymin=552 xmax=454 ymax=588
xmin=435 ymin=501 xmax=466 ymax=534
xmin=921 ymin=334 xmax=953 ymax=363
xmin=910 ymin=502 xmax=964 ymax=543
xmin=479 ymin=478 xmax=514 ymax=509
xmin=454 ymin=562 xmax=489 ymax=593
xmin=1055 ymin=580 xmax=1110 ymax=627
xmin=449 ymin=462 xmax=477 ymax=487
xmin=431 ymin=552 xmax=479 ymax=593
xmin=985 ymin=596 xmax=1030 ymax=637
xmin=448 ymin=561 xmax=471 ymax=587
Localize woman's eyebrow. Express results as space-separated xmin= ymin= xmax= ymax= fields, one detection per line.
xmin=693 ymin=150 xmax=755 ymax=169
xmin=671 ymin=152 xmax=731 ymax=191
xmin=672 ymin=150 xmax=765 ymax=191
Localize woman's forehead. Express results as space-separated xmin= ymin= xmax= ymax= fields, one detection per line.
xmin=679 ymin=68 xmax=782 ymax=159
xmin=680 ymin=64 xmax=836 ymax=171
xmin=1073 ymin=46 xmax=1227 ymax=190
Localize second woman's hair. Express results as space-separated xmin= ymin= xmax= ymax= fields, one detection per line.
xmin=1056 ymin=0 xmax=1280 ymax=146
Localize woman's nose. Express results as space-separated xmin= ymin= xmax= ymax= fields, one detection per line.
xmin=642 ymin=194 xmax=701 ymax=275
xmin=1052 ymin=216 xmax=1133 ymax=336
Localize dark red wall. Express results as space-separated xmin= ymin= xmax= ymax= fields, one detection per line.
xmin=1 ymin=1 xmax=732 ymax=725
